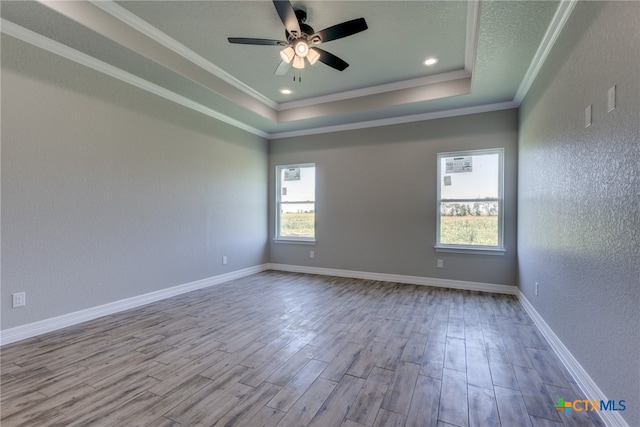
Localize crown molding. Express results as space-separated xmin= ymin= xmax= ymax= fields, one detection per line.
xmin=91 ymin=0 xmax=480 ymax=117
xmin=89 ymin=0 xmax=278 ymax=110
xmin=268 ymin=100 xmax=517 ymax=139
xmin=1 ymin=20 xmax=269 ymax=139
xmin=465 ymin=0 xmax=481 ymax=74
xmin=3 ymin=0 xmax=574 ymax=140
xmin=277 ymin=0 xmax=480 ymax=112
xmin=277 ymin=69 xmax=471 ymax=112
xmin=35 ymin=0 xmax=276 ymax=122
xmin=514 ymin=0 xmax=579 ymax=104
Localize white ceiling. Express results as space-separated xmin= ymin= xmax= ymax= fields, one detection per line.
xmin=1 ymin=0 xmax=571 ymax=138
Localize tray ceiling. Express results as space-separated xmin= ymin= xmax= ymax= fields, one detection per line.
xmin=1 ymin=1 xmax=568 ymax=138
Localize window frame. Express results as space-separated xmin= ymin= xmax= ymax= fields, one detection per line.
xmin=275 ymin=163 xmax=316 ymax=243
xmin=435 ymin=148 xmax=505 ymax=255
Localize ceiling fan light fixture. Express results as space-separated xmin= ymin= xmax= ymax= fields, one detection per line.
xmin=292 ymin=55 xmax=305 ymax=69
xmin=294 ymin=40 xmax=309 ymax=57
xmin=280 ymin=47 xmax=295 ymax=63
xmin=307 ymin=48 xmax=320 ymax=65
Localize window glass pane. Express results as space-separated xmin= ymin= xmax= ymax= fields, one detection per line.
xmin=440 ymin=201 xmax=499 ymax=246
xmin=440 ymin=153 xmax=499 ymax=200
xmin=436 ymin=149 xmax=503 ymax=250
xmin=280 ymin=207 xmax=315 ymax=238
xmin=280 ymin=166 xmax=315 ymax=203
xmin=277 ymin=164 xmax=315 ymax=240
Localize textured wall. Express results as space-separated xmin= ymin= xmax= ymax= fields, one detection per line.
xmin=518 ymin=2 xmax=639 ymax=424
xmin=270 ymin=109 xmax=518 ymax=287
xmin=1 ymin=36 xmax=269 ymax=330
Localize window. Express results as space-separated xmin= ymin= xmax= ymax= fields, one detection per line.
xmin=436 ymin=148 xmax=504 ymax=254
xmin=276 ymin=163 xmax=316 ymax=242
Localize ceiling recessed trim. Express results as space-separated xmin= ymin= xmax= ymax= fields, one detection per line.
xmin=277 ymin=69 xmax=471 ymax=112
xmin=514 ymin=0 xmax=578 ymax=104
xmin=36 ymin=0 xmax=276 ymax=122
xmin=0 ymin=19 xmax=268 ymax=139
xmin=269 ymin=101 xmax=518 ymax=140
xmin=277 ymin=1 xmax=480 ymax=112
xmin=3 ymin=1 xmax=566 ymax=141
xmin=92 ymin=0 xmax=480 ymax=114
xmin=465 ymin=0 xmax=481 ymax=73
xmin=89 ymin=0 xmax=278 ymax=110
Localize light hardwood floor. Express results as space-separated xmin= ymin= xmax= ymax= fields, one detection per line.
xmin=1 ymin=271 xmax=604 ymax=426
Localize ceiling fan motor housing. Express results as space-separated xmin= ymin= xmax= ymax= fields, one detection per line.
xmin=286 ymin=10 xmax=315 ymax=42
xmin=294 ymin=9 xmax=307 ymax=23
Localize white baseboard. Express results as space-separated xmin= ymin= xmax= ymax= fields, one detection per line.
xmin=268 ymin=263 xmax=518 ymax=295
xmin=0 ymin=264 xmax=269 ymax=346
xmin=518 ymin=292 xmax=629 ymax=427
xmin=0 ymin=263 xmax=512 ymax=346
xmin=2 ymin=262 xmax=628 ymax=425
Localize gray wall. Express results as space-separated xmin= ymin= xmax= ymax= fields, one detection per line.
xmin=270 ymin=109 xmax=518 ymax=287
xmin=518 ymin=2 xmax=639 ymax=424
xmin=1 ymin=36 xmax=269 ymax=330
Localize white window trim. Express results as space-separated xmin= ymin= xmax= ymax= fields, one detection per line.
xmin=275 ymin=163 xmax=316 ymax=243
xmin=435 ymin=148 xmax=505 ymax=254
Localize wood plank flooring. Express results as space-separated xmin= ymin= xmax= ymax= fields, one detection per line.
xmin=1 ymin=271 xmax=605 ymax=426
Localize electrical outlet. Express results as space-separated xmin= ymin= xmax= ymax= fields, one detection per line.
xmin=12 ymin=292 xmax=26 ymax=308
xmin=310 ymin=250 xmax=315 ymax=259
xmin=535 ymin=282 xmax=539 ymax=296
xmin=222 ymin=256 xmax=228 ymax=265
xmin=437 ymin=259 xmax=444 ymax=268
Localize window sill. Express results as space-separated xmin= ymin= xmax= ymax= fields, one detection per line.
xmin=274 ymin=238 xmax=316 ymax=245
xmin=434 ymin=246 xmax=505 ymax=256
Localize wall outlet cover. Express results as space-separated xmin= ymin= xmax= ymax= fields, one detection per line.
xmin=12 ymin=292 xmax=26 ymax=308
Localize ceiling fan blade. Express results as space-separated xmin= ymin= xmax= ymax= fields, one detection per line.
xmin=274 ymin=60 xmax=292 ymax=75
xmin=312 ymin=48 xmax=349 ymax=71
xmin=272 ymin=0 xmax=301 ymax=37
xmin=228 ymin=37 xmax=286 ymax=46
xmin=311 ymin=18 xmax=368 ymax=43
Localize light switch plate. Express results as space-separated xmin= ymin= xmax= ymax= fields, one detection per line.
xmin=607 ymin=85 xmax=616 ymax=113
xmin=585 ymin=104 xmax=592 ymax=128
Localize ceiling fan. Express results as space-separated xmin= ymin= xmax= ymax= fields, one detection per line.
xmin=228 ymin=0 xmax=368 ymax=74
